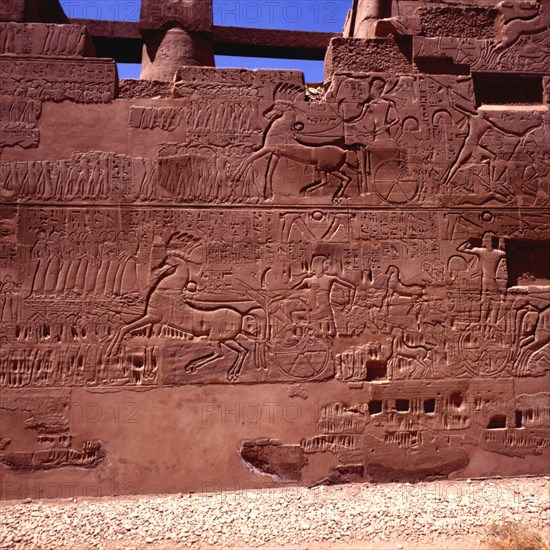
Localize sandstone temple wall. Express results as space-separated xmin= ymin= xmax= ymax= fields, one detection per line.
xmin=0 ymin=0 xmax=548 ymax=498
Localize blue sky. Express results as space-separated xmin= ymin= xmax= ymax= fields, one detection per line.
xmin=59 ymin=0 xmax=348 ymax=81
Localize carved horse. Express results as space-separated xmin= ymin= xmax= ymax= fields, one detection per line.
xmin=106 ymin=252 xmax=266 ymax=382
xmin=234 ymin=101 xmax=356 ymax=201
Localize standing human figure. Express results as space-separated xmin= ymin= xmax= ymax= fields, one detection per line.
xmin=292 ymin=255 xmax=355 ymax=337
xmin=28 ymin=230 xmax=49 ymax=297
xmin=0 ymin=275 xmax=20 ymax=322
xmin=457 ymin=232 xmax=507 ymax=328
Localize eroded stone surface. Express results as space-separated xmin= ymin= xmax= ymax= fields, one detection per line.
xmin=0 ymin=1 xmax=24 ymax=23
xmin=0 ymin=0 xmax=549 ymax=498
xmin=139 ymin=0 xmax=213 ymax=33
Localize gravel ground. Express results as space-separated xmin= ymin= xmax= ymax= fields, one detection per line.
xmin=1 ymin=476 xmax=549 ymax=549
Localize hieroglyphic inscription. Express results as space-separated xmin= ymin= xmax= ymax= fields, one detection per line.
xmin=241 ymin=381 xmax=549 ymax=482
xmin=0 ymin=392 xmax=105 ymax=472
xmin=0 ymin=23 xmax=90 ymax=57
xmin=0 ymin=153 xmax=155 ymax=201
xmin=0 ymin=58 xmax=116 ymax=103
xmin=0 ymin=93 xmax=41 ymax=150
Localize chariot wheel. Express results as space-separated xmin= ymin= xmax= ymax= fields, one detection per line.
xmin=373 ymin=156 xmax=420 ymax=204
xmin=457 ymin=323 xmax=512 ymax=377
xmin=271 ymin=327 xmax=330 ymax=380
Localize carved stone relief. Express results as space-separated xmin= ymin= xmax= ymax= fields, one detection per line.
xmin=0 ymin=0 xmax=548 ymax=497
xmin=0 ymin=23 xmax=92 ymax=57
xmin=0 ymin=58 xmax=116 ymax=103
xmin=0 ymin=93 xmax=41 ymax=152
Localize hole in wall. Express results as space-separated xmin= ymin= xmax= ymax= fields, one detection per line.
xmin=487 ymin=415 xmax=507 ymax=429
xmin=424 ymin=398 xmax=436 ymax=414
xmin=368 ymin=401 xmax=382 ymax=415
xmin=396 ymin=399 xmax=410 ymax=412
xmin=473 ymin=73 xmax=543 ymax=107
xmin=506 ymin=239 xmax=550 ymax=287
xmin=366 ymin=362 xmax=387 ymax=381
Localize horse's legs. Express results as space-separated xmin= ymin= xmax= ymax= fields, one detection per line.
xmin=185 ymin=341 xmax=224 ymax=373
xmin=253 ymin=342 xmax=267 ymax=370
xmin=225 ymin=340 xmax=249 ymax=382
xmin=516 ymin=345 xmax=533 ymax=375
xmin=264 ymin=153 xmax=279 ymax=199
xmin=359 ymin=147 xmax=369 ymax=195
xmin=235 ymin=149 xmax=272 ymax=180
xmin=332 ymin=170 xmax=352 ymax=201
xmin=415 ymin=350 xmax=431 ymax=371
xmin=301 ymin=170 xmax=329 ymax=196
xmin=106 ymin=314 xmax=159 ymax=357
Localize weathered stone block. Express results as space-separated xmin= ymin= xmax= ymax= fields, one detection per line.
xmin=325 ymin=37 xmax=412 ymax=79
xmin=417 ymin=6 xmax=499 ymax=39
xmin=0 ymin=0 xmax=24 ymax=23
xmin=140 ymin=0 xmax=213 ymax=33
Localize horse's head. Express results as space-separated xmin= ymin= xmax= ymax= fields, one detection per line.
xmin=263 ymin=100 xmax=294 ymax=121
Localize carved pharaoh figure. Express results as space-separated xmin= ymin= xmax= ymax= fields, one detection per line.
xmin=291 ymin=255 xmax=355 ymax=337
xmin=457 ymin=233 xmax=507 ymax=329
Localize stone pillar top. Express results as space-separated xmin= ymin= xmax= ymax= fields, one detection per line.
xmin=139 ymin=0 xmax=213 ymax=33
